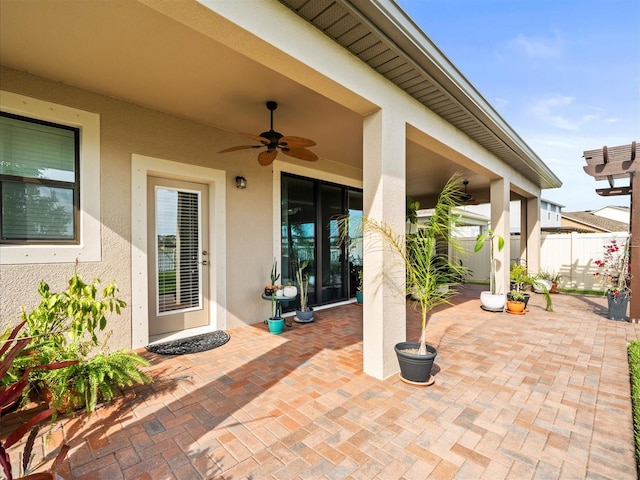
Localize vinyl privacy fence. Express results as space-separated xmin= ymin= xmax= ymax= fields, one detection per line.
xmin=453 ymin=232 xmax=630 ymax=292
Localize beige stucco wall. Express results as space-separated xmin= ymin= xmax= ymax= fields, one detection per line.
xmin=0 ymin=66 xmax=361 ymax=348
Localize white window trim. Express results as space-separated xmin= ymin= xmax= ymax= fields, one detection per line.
xmin=0 ymin=91 xmax=101 ymax=264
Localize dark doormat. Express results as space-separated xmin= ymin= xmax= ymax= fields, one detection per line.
xmin=145 ymin=331 xmax=230 ymax=355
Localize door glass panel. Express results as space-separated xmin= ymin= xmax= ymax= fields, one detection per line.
xmin=347 ymin=190 xmax=363 ymax=297
xmin=281 ymin=174 xmax=362 ymax=309
xmin=321 ymin=184 xmax=347 ymax=303
xmin=155 ymin=187 xmax=201 ymax=314
xmin=281 ymin=176 xmax=316 ymax=310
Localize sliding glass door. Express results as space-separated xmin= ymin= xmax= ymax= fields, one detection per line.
xmin=281 ymin=174 xmax=362 ymax=311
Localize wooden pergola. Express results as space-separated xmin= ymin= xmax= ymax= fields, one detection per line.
xmin=583 ymin=141 xmax=638 ymax=322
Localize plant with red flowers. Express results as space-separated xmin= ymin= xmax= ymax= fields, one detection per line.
xmin=593 ymin=238 xmax=630 ymax=296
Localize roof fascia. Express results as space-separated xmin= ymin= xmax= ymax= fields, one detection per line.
xmin=344 ymin=0 xmax=562 ymax=188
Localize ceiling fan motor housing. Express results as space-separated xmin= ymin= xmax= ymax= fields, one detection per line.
xmin=260 ymin=129 xmax=283 ymax=149
xmin=218 ymin=99 xmax=318 ymax=165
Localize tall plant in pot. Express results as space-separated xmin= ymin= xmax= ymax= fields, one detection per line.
xmin=593 ymin=238 xmax=630 ymax=320
xmin=295 ymin=260 xmax=314 ymax=322
xmin=342 ymin=175 xmax=468 ymax=385
xmin=474 ymin=229 xmax=506 ymax=311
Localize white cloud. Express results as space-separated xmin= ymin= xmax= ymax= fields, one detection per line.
xmin=493 ymin=97 xmax=509 ymax=109
xmin=528 ymin=95 xmax=598 ymax=131
xmin=498 ymin=32 xmax=564 ymax=59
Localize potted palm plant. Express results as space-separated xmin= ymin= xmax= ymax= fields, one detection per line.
xmin=474 ymin=229 xmax=506 ymax=311
xmin=343 ymin=175 xmax=468 ymax=385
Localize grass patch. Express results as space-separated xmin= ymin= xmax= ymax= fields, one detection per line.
xmin=628 ymin=341 xmax=640 ymax=475
xmin=557 ymin=288 xmax=603 ymax=296
xmin=158 ymin=271 xmax=176 ymax=294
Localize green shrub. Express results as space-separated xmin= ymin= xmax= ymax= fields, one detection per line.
xmin=628 ymin=341 xmax=640 ymax=475
xmin=15 ymin=273 xmax=152 ymax=414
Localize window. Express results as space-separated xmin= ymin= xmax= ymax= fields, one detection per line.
xmin=1 ymin=91 xmax=101 ymax=264
xmin=1 ymin=112 xmax=80 ymax=243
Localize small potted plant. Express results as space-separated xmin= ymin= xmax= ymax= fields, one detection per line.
xmin=295 ymin=259 xmax=314 ymax=322
xmin=549 ymin=271 xmax=562 ymax=294
xmin=355 ymin=267 xmax=363 ymax=304
xmin=506 ymin=289 xmax=526 ymax=314
xmin=509 ymin=262 xmax=531 ymax=309
xmin=509 ymin=262 xmax=553 ymax=312
xmin=267 ymin=294 xmax=285 ymax=334
xmin=533 ymin=270 xmax=553 ymax=294
xmin=264 ymin=258 xmax=281 ymax=296
xmin=266 ymin=258 xmax=286 ymax=333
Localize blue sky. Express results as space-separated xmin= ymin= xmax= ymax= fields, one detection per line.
xmin=396 ymin=0 xmax=640 ymax=212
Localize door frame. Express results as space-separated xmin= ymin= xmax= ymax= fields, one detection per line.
xmin=131 ymin=154 xmax=226 ymax=348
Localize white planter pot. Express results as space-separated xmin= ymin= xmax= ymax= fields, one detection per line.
xmin=533 ymin=279 xmax=552 ymax=293
xmin=275 ymin=289 xmax=284 ymax=297
xmin=283 ymin=285 xmax=297 ymax=297
xmin=480 ymin=291 xmax=505 ymax=311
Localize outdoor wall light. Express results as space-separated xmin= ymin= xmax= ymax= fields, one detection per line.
xmin=235 ymin=176 xmax=247 ymax=189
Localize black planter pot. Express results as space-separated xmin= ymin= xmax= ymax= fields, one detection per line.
xmin=607 ymin=291 xmax=629 ymax=321
xmin=394 ymin=342 xmax=437 ymax=384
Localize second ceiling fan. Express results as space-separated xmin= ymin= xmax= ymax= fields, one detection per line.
xmin=219 ymin=101 xmax=318 ymax=166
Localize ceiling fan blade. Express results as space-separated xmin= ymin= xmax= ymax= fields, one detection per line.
xmin=240 ymin=133 xmax=271 ymax=145
xmin=218 ymin=144 xmax=263 ymax=153
xmin=283 ymin=148 xmax=318 ymax=162
xmin=279 ymin=136 xmax=316 ymax=148
xmin=258 ymin=149 xmax=278 ymax=166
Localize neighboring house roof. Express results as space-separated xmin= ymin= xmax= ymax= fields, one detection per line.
xmin=541 ymin=198 xmax=565 ymax=208
xmin=277 ymin=0 xmax=562 ymax=191
xmin=593 ymin=205 xmax=630 ymax=214
xmin=561 ymin=211 xmax=629 ymax=233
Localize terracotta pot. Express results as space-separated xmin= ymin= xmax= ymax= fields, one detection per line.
xmin=506 ymin=300 xmax=525 ymax=313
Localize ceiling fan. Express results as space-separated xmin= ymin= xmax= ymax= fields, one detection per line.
xmin=461 ymin=180 xmax=479 ymax=205
xmin=218 ymin=101 xmax=318 ymax=166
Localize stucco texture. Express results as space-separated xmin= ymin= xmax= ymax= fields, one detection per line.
xmin=0 ymin=66 xmax=313 ymax=348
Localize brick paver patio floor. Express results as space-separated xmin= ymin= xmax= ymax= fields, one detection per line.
xmin=7 ymin=285 xmax=640 ymax=479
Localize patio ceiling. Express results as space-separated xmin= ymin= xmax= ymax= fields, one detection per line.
xmin=0 ymin=0 xmax=557 ymax=203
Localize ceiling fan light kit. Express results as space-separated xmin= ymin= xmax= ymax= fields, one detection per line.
xmin=219 ymin=101 xmax=318 ymax=166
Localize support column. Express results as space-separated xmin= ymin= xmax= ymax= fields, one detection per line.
xmin=630 ymin=172 xmax=640 ymax=323
xmin=519 ymin=200 xmax=527 ymax=263
xmin=362 ymin=108 xmax=406 ymax=380
xmin=525 ymin=197 xmax=541 ymax=274
xmin=490 ymin=179 xmax=510 ymax=295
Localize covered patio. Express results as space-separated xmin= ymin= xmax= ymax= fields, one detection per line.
xmin=20 ymin=286 xmax=638 ymax=479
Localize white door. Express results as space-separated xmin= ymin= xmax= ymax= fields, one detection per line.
xmin=147 ymin=176 xmax=209 ymax=336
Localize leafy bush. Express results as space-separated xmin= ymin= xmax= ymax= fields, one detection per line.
xmin=43 ymin=348 xmax=151 ymax=414
xmin=15 ymin=273 xmax=151 ymax=414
